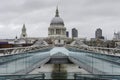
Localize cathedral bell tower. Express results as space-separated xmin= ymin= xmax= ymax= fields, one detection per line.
xmin=20 ymin=24 xmax=27 ymax=38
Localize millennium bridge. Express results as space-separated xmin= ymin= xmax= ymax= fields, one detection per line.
xmin=0 ymin=40 xmax=120 ymax=79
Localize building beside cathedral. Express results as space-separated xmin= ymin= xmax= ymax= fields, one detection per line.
xmin=72 ymin=28 xmax=78 ymax=39
xmin=66 ymin=31 xmax=69 ymax=38
xmin=48 ymin=7 xmax=66 ymax=46
xmin=95 ymin=28 xmax=104 ymax=40
xmin=113 ymin=32 xmax=120 ymax=41
xmin=20 ymin=24 xmax=27 ymax=39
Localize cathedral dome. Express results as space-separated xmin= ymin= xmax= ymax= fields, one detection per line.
xmin=50 ymin=7 xmax=64 ymax=26
xmin=50 ymin=17 xmax=64 ymax=25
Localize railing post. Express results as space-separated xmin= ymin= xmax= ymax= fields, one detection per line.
xmin=42 ymin=73 xmax=45 ymax=79
xmin=74 ymin=73 xmax=76 ymax=80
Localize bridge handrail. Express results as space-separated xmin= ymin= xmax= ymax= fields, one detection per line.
xmin=0 ymin=45 xmax=49 ymax=51
xmin=89 ymin=46 xmax=120 ymax=51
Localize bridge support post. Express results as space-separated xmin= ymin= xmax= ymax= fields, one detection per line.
xmin=59 ymin=64 xmax=60 ymax=72
xmin=42 ymin=73 xmax=45 ymax=79
xmin=74 ymin=73 xmax=76 ymax=79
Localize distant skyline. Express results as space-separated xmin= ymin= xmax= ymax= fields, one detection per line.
xmin=0 ymin=0 xmax=120 ymax=39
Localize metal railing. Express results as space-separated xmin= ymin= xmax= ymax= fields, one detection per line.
xmin=67 ymin=45 xmax=120 ymax=57
xmin=0 ymin=73 xmax=120 ymax=80
xmin=0 ymin=45 xmax=52 ymax=56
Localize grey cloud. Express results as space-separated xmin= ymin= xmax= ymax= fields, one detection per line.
xmin=0 ymin=0 xmax=120 ymax=39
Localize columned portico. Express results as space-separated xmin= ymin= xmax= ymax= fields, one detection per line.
xmin=49 ymin=28 xmax=66 ymax=36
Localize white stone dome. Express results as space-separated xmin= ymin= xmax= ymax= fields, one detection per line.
xmin=50 ymin=17 xmax=64 ymax=25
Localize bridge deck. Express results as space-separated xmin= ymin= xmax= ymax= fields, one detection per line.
xmin=0 ymin=47 xmax=120 ymax=76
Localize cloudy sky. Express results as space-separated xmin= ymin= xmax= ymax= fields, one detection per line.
xmin=0 ymin=0 xmax=120 ymax=39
